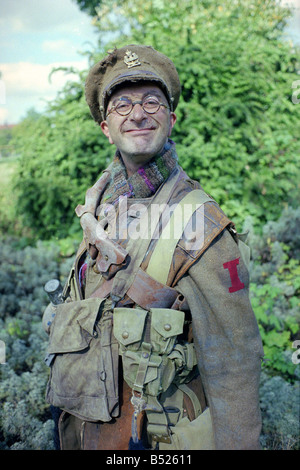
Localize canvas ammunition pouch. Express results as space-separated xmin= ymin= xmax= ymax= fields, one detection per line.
xmin=112 ymin=306 xmax=213 ymax=447
xmin=46 ymin=297 xmax=120 ymax=422
xmin=45 ymin=299 xmax=205 ymax=444
xmin=114 ymin=307 xmax=196 ymax=393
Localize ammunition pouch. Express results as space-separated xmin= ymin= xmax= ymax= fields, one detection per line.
xmin=159 ymin=402 xmax=215 ymax=450
xmin=113 ymin=307 xmax=197 ymax=395
xmin=46 ymin=298 xmax=119 ymax=422
xmin=113 ymin=306 xmax=206 ymax=446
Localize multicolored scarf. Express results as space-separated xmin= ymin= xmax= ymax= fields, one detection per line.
xmin=101 ymin=140 xmax=178 ymax=207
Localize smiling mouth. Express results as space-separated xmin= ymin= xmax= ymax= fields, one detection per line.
xmin=125 ymin=127 xmax=156 ymax=134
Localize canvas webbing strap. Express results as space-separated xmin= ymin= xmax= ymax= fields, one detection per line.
xmin=110 ymin=167 xmax=181 ymax=303
xmin=146 ymin=190 xmax=213 ymax=285
xmin=178 ymin=383 xmax=202 ymax=416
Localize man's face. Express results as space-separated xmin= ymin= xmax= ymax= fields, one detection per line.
xmin=100 ymin=82 xmax=176 ymax=172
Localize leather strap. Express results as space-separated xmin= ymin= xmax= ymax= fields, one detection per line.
xmin=126 ymin=268 xmax=178 ymax=309
xmin=90 ymin=277 xmax=114 ymax=299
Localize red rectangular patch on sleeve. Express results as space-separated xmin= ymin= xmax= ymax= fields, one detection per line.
xmin=223 ymin=257 xmax=245 ymax=293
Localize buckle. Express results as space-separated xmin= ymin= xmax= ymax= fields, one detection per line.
xmin=152 ymin=434 xmax=172 ymax=444
xmin=147 ymin=424 xmax=172 ymax=444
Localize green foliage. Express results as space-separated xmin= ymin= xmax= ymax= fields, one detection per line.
xmin=0 ymin=239 xmax=73 ymax=449
xmin=124 ymin=0 xmax=300 ymax=228
xmin=0 ymin=158 xmax=24 ymax=238
xmin=259 ymin=372 xmax=300 ymax=450
xmin=0 ymin=127 xmax=15 ymax=158
xmin=71 ymin=0 xmax=102 ymax=17
xmin=11 ymin=85 xmax=112 ymax=240
xmin=0 ymin=369 xmax=55 ymax=450
xmin=10 ymin=0 xmax=300 ymax=240
xmin=251 ymin=282 xmax=298 ymax=378
xmin=246 ymin=207 xmax=300 ymax=382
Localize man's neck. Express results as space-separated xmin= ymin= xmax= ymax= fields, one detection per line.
xmin=119 ymin=140 xmax=172 ymax=176
xmin=121 ymin=153 xmax=152 ymax=177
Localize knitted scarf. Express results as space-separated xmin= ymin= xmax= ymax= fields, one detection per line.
xmin=101 ymin=140 xmax=178 ymax=207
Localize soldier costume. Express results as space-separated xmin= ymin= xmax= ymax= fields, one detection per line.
xmin=43 ymin=45 xmax=264 ymax=450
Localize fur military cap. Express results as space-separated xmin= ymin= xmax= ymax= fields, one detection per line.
xmin=85 ymin=45 xmax=181 ymax=124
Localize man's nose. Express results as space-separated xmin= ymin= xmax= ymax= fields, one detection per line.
xmin=129 ymin=103 xmax=147 ymax=121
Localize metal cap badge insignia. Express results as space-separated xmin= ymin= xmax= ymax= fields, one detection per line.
xmin=124 ymin=50 xmax=141 ymax=68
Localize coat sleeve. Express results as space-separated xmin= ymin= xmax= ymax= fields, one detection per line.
xmin=177 ymin=228 xmax=264 ymax=450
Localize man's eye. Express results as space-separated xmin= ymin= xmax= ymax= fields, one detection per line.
xmin=116 ymin=102 xmax=130 ymax=110
xmin=144 ymin=98 xmax=159 ymax=105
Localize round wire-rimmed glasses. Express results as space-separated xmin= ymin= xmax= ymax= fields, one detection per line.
xmin=106 ymin=96 xmax=169 ymax=118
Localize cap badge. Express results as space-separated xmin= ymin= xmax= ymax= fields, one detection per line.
xmin=124 ymin=50 xmax=141 ymax=68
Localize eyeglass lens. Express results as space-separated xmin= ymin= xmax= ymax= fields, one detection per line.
xmin=114 ymin=97 xmax=162 ymax=115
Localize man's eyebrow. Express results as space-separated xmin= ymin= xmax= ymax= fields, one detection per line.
xmin=110 ymin=95 xmax=131 ymax=106
xmin=110 ymin=90 xmax=165 ymax=105
xmin=142 ymin=90 xmax=163 ymax=99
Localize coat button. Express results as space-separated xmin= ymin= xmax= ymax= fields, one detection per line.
xmin=100 ymin=371 xmax=106 ymax=381
xmin=122 ymin=331 xmax=129 ymax=339
xmin=164 ymin=324 xmax=171 ymax=331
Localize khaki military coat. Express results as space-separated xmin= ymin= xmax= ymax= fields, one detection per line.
xmin=45 ymin=165 xmax=263 ymax=450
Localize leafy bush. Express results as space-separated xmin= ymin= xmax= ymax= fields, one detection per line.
xmin=10 ymin=0 xmax=300 ymax=239
xmin=246 ymin=207 xmax=300 ymax=382
xmin=0 ymin=126 xmax=15 ymax=159
xmin=259 ymin=372 xmax=300 ymax=450
xmin=11 ymin=99 xmax=111 ymax=240
xmin=0 ymin=239 xmax=73 ymax=449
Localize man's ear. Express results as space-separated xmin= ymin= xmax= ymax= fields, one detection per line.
xmin=168 ymin=112 xmax=177 ymax=136
xmin=100 ymin=121 xmax=114 ymax=144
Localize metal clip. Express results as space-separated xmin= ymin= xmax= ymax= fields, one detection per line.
xmin=44 ymin=353 xmax=55 ymax=367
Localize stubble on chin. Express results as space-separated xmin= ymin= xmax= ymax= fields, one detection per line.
xmin=120 ymin=136 xmax=168 ymax=168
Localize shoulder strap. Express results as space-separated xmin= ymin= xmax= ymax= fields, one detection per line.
xmin=111 ymin=177 xmax=214 ymax=302
xmin=146 ymin=190 xmax=213 ymax=285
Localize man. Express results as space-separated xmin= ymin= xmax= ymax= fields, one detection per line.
xmin=43 ymin=45 xmax=264 ymax=450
